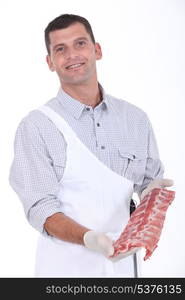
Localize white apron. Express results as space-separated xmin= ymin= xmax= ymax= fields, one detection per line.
xmin=35 ymin=105 xmax=138 ymax=277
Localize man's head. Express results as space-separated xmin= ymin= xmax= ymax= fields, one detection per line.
xmin=45 ymin=14 xmax=102 ymax=86
xmin=45 ymin=14 xmax=96 ymax=55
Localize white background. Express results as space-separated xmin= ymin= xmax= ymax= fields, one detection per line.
xmin=0 ymin=0 xmax=184 ymax=277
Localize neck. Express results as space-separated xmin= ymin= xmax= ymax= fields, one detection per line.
xmin=61 ymin=81 xmax=102 ymax=108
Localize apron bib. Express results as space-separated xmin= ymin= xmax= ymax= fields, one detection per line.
xmin=35 ymin=105 xmax=138 ymax=277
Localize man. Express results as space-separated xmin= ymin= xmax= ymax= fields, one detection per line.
xmin=9 ymin=14 xmax=173 ymax=277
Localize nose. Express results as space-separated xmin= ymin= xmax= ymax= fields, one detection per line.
xmin=64 ymin=46 xmax=79 ymax=60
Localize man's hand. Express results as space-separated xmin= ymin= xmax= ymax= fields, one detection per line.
xmin=83 ymin=230 xmax=114 ymax=257
xmin=140 ymin=178 xmax=174 ymax=201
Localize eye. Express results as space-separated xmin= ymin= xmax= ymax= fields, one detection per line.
xmin=56 ymin=47 xmax=64 ymax=52
xmin=77 ymin=40 xmax=86 ymax=47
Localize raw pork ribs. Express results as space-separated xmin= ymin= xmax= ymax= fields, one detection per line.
xmin=112 ymin=188 xmax=175 ymax=260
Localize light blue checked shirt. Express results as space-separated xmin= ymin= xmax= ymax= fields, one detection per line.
xmin=9 ymin=85 xmax=164 ymax=233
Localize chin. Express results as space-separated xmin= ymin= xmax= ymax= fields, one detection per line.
xmin=62 ymin=75 xmax=91 ymax=85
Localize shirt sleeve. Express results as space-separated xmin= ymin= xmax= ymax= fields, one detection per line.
xmin=135 ymin=116 xmax=165 ymax=198
xmin=9 ymin=116 xmax=65 ymax=234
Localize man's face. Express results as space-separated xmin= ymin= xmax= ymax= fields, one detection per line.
xmin=46 ymin=22 xmax=102 ymax=85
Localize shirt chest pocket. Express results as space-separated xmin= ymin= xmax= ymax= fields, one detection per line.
xmin=118 ymin=148 xmax=147 ymax=185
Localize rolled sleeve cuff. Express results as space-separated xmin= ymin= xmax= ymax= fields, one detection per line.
xmin=27 ymin=200 xmax=63 ymax=236
xmin=135 ymin=157 xmax=165 ymax=198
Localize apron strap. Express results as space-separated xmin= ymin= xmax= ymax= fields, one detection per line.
xmin=37 ymin=105 xmax=78 ymax=140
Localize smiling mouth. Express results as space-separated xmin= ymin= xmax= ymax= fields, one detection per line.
xmin=66 ymin=63 xmax=85 ymax=70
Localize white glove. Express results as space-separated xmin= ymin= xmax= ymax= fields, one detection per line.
xmin=83 ymin=230 xmax=114 ymax=257
xmin=140 ymin=178 xmax=174 ymax=201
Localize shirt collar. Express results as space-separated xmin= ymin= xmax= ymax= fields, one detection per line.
xmin=56 ymin=83 xmax=109 ymax=119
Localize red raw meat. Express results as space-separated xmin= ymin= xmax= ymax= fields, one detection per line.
xmin=111 ymin=188 xmax=175 ymax=261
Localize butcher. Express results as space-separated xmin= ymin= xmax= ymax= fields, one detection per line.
xmin=9 ymin=14 xmax=173 ymax=277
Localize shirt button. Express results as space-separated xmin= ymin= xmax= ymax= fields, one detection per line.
xmin=101 ymin=146 xmax=105 ymax=150
xmin=86 ymin=107 xmax=90 ymax=111
xmin=97 ymin=123 xmax=100 ymax=127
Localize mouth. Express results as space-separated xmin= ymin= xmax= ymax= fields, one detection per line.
xmin=66 ymin=63 xmax=85 ymax=70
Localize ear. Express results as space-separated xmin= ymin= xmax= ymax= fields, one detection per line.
xmin=46 ymin=55 xmax=55 ymax=72
xmin=95 ymin=43 xmax=102 ymax=60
